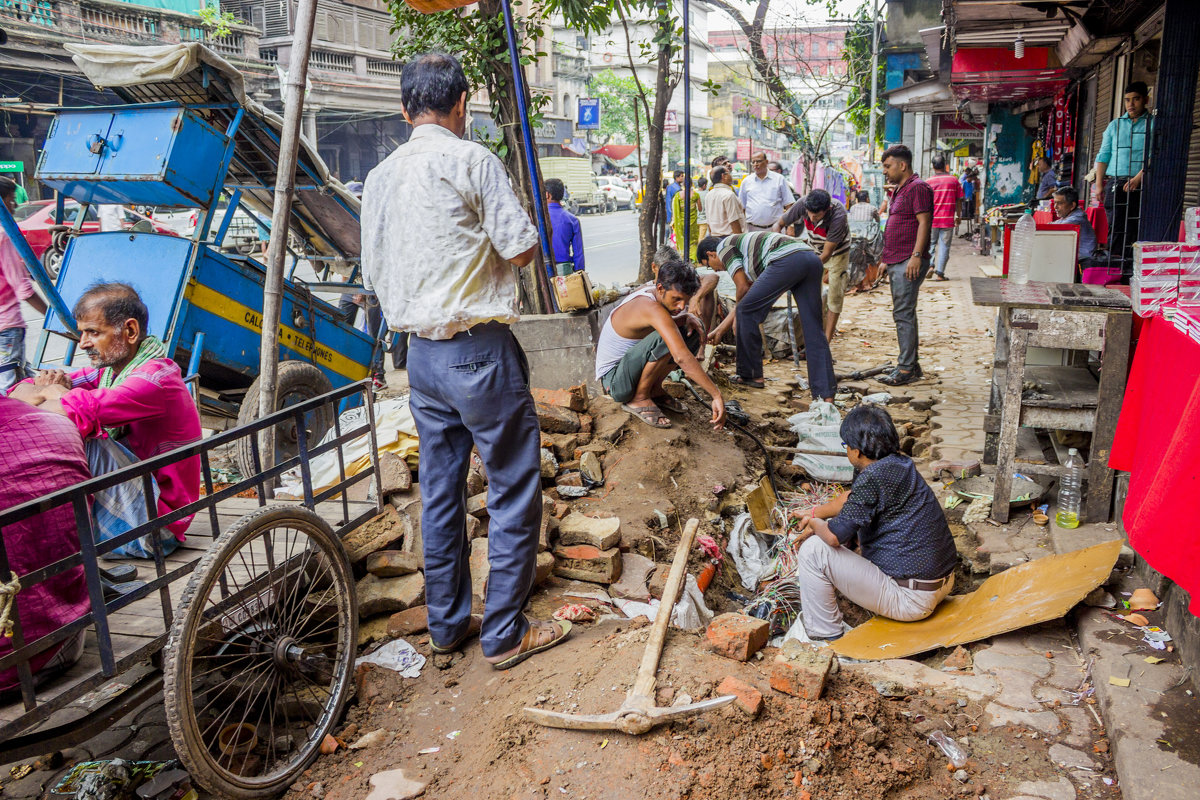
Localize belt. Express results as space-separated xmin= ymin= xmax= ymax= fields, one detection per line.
xmin=895 ymin=573 xmax=953 ymax=592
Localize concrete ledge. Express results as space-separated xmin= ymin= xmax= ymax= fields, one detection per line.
xmin=512 ymin=310 xmax=600 ymax=390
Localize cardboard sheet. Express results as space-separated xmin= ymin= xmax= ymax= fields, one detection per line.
xmin=831 ymin=539 xmax=1122 ymax=660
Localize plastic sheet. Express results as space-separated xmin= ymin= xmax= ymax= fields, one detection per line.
xmin=355 ymin=638 xmax=426 ymax=678
xmin=726 ymin=513 xmax=774 ymax=591
xmin=787 ymin=400 xmax=853 ymax=482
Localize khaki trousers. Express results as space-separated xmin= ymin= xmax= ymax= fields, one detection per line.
xmin=796 ymin=535 xmax=954 ymax=639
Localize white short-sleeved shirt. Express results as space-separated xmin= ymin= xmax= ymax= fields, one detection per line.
xmin=361 ymin=124 xmax=539 ymax=340
xmin=738 ymin=171 xmax=793 ymax=227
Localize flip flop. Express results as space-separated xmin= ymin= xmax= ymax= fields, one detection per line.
xmin=729 ymin=375 xmax=766 ymax=389
xmin=485 ymin=620 xmax=572 ymax=671
xmin=654 ymin=395 xmax=687 ymax=414
xmin=430 ymin=614 xmax=483 ymax=655
xmin=621 ymin=402 xmax=671 ymax=428
xmin=98 ymin=563 xmax=138 ymax=583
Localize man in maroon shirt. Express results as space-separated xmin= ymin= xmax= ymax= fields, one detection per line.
xmin=877 ymin=144 xmax=933 ymax=387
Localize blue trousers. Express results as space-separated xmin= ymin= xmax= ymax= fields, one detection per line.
xmin=734 ymin=249 xmax=836 ymax=399
xmin=407 ymin=322 xmax=542 ymax=658
xmin=931 ymin=227 xmax=953 ymax=276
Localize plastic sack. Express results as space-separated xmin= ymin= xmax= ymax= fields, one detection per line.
xmin=612 ymin=574 xmax=713 ymax=631
xmin=727 ymin=513 xmax=774 ymax=591
xmin=355 ymin=638 xmax=425 ymax=678
xmin=787 ymin=400 xmax=854 ymax=482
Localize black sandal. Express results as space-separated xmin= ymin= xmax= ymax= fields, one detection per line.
xmin=877 ymin=368 xmax=921 ymax=387
xmin=729 ymin=375 xmax=766 ymax=389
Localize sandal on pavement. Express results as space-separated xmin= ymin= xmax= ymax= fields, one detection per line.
xmin=877 ymin=368 xmax=921 ymax=387
xmin=622 ymin=402 xmax=671 ymax=428
xmin=430 ymin=614 xmax=483 ymax=654
xmin=485 ymin=620 xmax=572 ymax=670
xmin=654 ymin=394 xmax=687 ymax=414
xmin=930 ymin=272 xmax=949 ymax=282
xmin=729 ymin=375 xmax=766 ymax=389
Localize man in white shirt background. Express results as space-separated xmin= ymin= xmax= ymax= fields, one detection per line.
xmin=738 ymin=152 xmax=794 ymax=231
xmin=361 ymin=53 xmax=570 ymax=671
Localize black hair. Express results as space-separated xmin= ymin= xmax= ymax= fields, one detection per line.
xmin=840 ymin=405 xmax=901 ymax=461
xmin=805 ymin=188 xmax=832 ymax=213
xmin=655 ymin=259 xmax=700 ymax=296
xmin=673 ymin=170 xmax=685 ymax=179
xmin=653 ymin=244 xmax=680 ymax=267
xmin=0 ymin=177 xmax=15 ymax=202
xmin=1037 ymin=155 xmax=1052 ymax=167
xmin=698 ymin=177 xmax=708 ymax=190
xmin=931 ymin=155 xmax=947 ymax=170
xmin=855 ymin=190 xmax=871 ymax=203
xmin=695 ymin=235 xmax=722 ymax=265
xmin=710 ymin=155 xmax=729 ymax=167
xmin=74 ymin=282 xmax=149 ymax=343
xmin=1053 ymin=186 xmax=1079 ymax=207
xmin=1124 ymin=81 xmax=1149 ymax=99
xmin=881 ymin=144 xmax=913 ymax=167
xmin=711 ymin=166 xmax=729 ymax=184
xmin=400 ymin=53 xmax=469 ymax=119
xmin=768 ymin=161 xmax=782 ymax=172
xmin=545 ymin=178 xmax=565 ymax=202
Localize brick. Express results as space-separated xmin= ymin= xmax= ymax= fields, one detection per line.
xmin=769 ymin=643 xmax=833 ymax=699
xmin=557 ymin=512 xmax=620 ymax=550
xmin=534 ymin=551 xmax=555 ymax=586
xmin=357 ymin=573 xmax=425 ymax=618
xmin=530 ymin=385 xmax=589 ymax=413
xmin=386 ymin=605 xmax=428 ymax=637
xmin=466 ymin=513 xmax=486 ymax=542
xmin=377 ymin=452 xmax=413 ymax=497
xmin=343 ymin=506 xmax=410 ymax=564
xmin=538 ymin=497 xmax=558 ymax=552
xmin=705 ymin=613 xmax=769 ymax=662
xmin=541 ymin=433 xmax=580 ymax=460
xmin=556 ymin=472 xmax=583 ymax=488
xmin=716 ymin=675 xmax=764 ymax=718
xmin=552 ymin=501 xmax=570 ymax=519
xmin=580 ymin=452 xmax=604 ymax=484
xmin=578 ymin=413 xmax=594 ymax=437
xmin=552 ymin=544 xmax=622 ymax=584
xmin=366 ymin=550 xmax=421 ymax=578
xmin=573 ymin=441 xmax=611 ymax=461
xmin=467 ymin=492 xmax=489 ymax=516
xmin=466 ymin=467 xmax=486 ymax=497
xmin=540 ymin=448 xmax=559 ymax=479
xmin=470 ymin=538 xmax=489 ymax=601
xmin=648 ymin=564 xmax=670 ymax=600
xmin=536 ymin=403 xmax=582 ymax=434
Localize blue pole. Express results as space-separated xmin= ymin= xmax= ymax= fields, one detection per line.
xmin=0 ymin=200 xmax=77 ymax=335
xmin=500 ymin=0 xmax=558 ymax=313
xmin=682 ymin=0 xmax=691 ymax=261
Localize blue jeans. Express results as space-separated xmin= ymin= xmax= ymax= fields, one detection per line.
xmin=0 ymin=327 xmax=26 ymax=394
xmin=407 ymin=322 xmax=542 ymax=658
xmin=931 ymin=227 xmax=953 ymax=276
xmin=886 ymin=257 xmax=929 ymax=372
xmin=734 ymin=250 xmax=836 ymax=399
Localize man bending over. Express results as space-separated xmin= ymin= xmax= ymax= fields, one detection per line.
xmin=595 ymin=259 xmax=725 ymax=430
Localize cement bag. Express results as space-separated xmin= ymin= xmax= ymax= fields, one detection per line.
xmin=727 ymin=513 xmax=774 ymax=591
xmin=787 ymin=400 xmax=854 ymax=482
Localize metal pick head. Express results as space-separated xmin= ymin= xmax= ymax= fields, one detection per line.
xmin=523 ymin=695 xmax=736 ymax=735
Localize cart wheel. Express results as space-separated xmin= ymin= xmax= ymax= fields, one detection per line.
xmin=164 ymin=505 xmax=356 ymax=799
xmin=236 ymin=361 xmax=333 ymax=481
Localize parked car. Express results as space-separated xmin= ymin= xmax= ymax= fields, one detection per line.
xmin=15 ymin=200 xmax=178 ymax=279
xmin=596 ymin=175 xmax=635 ymax=210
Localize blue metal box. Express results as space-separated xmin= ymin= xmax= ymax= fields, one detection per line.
xmin=36 ymin=104 xmax=230 ymax=208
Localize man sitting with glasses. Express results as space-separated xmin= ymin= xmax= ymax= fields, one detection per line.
xmin=788 ymin=405 xmax=958 ymax=641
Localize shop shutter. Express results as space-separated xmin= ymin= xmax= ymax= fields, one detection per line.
xmin=1092 ymin=59 xmax=1115 ymax=162
xmin=1185 ymin=62 xmax=1200 ymax=209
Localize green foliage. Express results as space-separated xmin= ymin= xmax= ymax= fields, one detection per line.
xmin=197 ymin=4 xmax=240 ymax=38
xmin=842 ymin=2 xmax=884 ymax=148
xmin=590 ymin=70 xmax=642 ymax=144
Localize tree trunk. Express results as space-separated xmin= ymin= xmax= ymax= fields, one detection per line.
xmin=637 ymin=16 xmax=675 ymax=284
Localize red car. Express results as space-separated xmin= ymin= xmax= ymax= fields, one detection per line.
xmin=14 ymin=200 xmax=178 ymax=279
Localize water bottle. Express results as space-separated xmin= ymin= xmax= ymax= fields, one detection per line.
xmin=1055 ymin=448 xmax=1084 ymax=529
xmin=1009 ymin=209 xmax=1036 ymax=284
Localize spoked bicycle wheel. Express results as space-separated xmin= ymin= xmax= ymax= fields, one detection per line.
xmin=164 ymin=506 xmax=357 ymax=798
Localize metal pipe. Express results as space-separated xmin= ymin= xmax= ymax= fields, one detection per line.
xmin=0 ymin=200 xmax=76 ymax=335
xmin=258 ymin=0 xmax=320 ymax=485
xmin=868 ymin=0 xmax=881 ymax=162
xmin=500 ymin=0 xmax=558 ymax=313
xmin=682 ymin=0 xmax=691 ymax=260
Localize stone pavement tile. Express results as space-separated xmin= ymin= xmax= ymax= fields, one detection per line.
xmin=988 ymin=667 xmax=1043 ymax=711
xmin=1032 ymin=684 xmax=1073 ymax=706
xmin=1015 ymin=777 xmax=1077 ymax=800
xmin=1056 ymin=706 xmax=1098 ymax=750
xmin=1048 ymin=743 xmax=1097 ymax=771
xmin=975 ymin=643 xmax=1055 ymax=678
xmin=1043 ymin=659 xmax=1088 ymax=690
xmin=843 ymin=657 xmax=1000 ymax=702
xmin=985 ymin=701 xmax=1063 ymax=734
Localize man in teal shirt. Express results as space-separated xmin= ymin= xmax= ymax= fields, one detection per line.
xmin=1093 ymin=81 xmax=1153 ymax=274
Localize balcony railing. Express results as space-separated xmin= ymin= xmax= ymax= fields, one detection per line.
xmin=310 ymin=49 xmax=355 ymax=73
xmin=365 ymin=58 xmax=403 ymax=78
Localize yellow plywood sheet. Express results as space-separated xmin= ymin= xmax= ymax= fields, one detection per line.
xmin=746 ymin=475 xmax=778 ymax=532
xmin=832 ymin=540 xmax=1122 ymax=661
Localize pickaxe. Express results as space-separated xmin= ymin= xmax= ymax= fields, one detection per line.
xmin=523 ymin=518 xmax=735 ymax=734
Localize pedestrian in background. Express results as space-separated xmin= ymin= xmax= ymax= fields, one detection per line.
xmin=739 ymin=152 xmax=794 ymax=231
xmin=1036 ymin=156 xmax=1058 ymax=202
xmin=362 ymin=52 xmax=571 ymax=670
xmin=672 ymin=178 xmax=701 ymax=262
xmin=696 ymin=175 xmax=710 ymax=242
xmin=705 ymin=166 xmax=745 ymax=237
xmin=0 ymin=177 xmax=47 ymax=392
xmin=925 ymin=155 xmax=961 ymax=281
xmin=876 ymin=144 xmax=932 ymax=387
xmin=546 ymin=178 xmax=585 ymax=275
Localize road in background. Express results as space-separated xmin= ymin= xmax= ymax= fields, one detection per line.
xmin=576 ymin=207 xmax=642 ymax=288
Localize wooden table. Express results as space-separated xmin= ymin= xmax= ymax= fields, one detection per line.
xmin=971 ymin=278 xmax=1132 ymax=523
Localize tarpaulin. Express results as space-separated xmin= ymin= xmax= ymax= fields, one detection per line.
xmin=1110 ymin=315 xmax=1200 ymax=613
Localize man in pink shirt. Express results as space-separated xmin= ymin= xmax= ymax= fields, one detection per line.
xmin=12 ymin=283 xmax=200 ymax=558
xmin=925 ymin=156 xmax=962 ymax=281
xmin=0 ymin=177 xmax=48 ymax=392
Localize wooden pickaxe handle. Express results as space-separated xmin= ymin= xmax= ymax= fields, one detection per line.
xmin=630 ymin=518 xmax=700 ymax=700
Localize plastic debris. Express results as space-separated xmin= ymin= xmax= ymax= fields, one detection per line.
xmin=320 ymin=734 xmax=339 ymax=754
xmin=726 ymin=513 xmax=773 ymax=591
xmin=1145 ymin=656 xmax=1166 ymax=664
xmin=446 ymin=731 xmax=462 ymax=740
xmin=356 ymin=638 xmax=425 ymax=678
xmin=696 ymin=534 xmax=723 ymax=562
xmin=417 ymin=747 xmax=440 ymax=755
xmin=1109 ymin=676 xmax=1131 ymax=687
xmin=349 ymin=729 xmax=393 ymax=750
xmin=787 ymin=401 xmax=853 ymax=482
xmin=861 ymin=392 xmax=892 ymax=405
xmin=552 ymin=604 xmax=596 ymax=622
xmin=927 ymin=730 xmax=969 ymax=768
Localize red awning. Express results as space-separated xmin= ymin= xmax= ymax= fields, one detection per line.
xmin=949 ymin=47 xmax=1068 ymax=103
xmin=593 ymin=144 xmax=638 ymax=160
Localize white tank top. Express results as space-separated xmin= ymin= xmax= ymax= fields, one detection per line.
xmin=594 ymin=285 xmax=660 ymax=380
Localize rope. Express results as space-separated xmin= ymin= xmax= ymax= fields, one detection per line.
xmin=0 ymin=573 xmax=22 ymax=638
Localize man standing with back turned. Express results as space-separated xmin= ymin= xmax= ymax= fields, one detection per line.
xmin=362 ymin=53 xmax=571 ymax=670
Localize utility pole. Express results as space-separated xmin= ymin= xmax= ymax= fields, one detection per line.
xmin=867 ymin=0 xmax=881 ymax=163
xmin=682 ymin=0 xmax=691 ymax=259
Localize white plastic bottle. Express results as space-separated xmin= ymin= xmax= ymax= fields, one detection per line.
xmin=1009 ymin=209 xmax=1036 ymax=284
xmin=1055 ymin=448 xmax=1084 ymax=529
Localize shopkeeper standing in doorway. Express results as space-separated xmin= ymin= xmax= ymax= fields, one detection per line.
xmin=1093 ymin=81 xmax=1153 ymax=274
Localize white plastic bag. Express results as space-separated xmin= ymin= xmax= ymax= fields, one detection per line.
xmin=787 ymin=400 xmax=854 ymax=482
xmin=612 ymin=574 xmax=713 ymax=630
xmin=355 ymin=639 xmax=425 ymax=678
xmin=726 ymin=513 xmax=774 ymax=591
